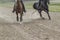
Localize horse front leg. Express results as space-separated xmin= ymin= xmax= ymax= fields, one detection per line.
xmin=16 ymin=12 xmax=19 ymax=21
xmin=38 ymin=10 xmax=45 ymax=19
xmin=20 ymin=12 xmax=23 ymax=22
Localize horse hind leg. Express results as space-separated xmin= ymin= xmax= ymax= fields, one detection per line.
xmin=38 ymin=10 xmax=45 ymax=19
xmin=45 ymin=10 xmax=51 ymax=20
xmin=16 ymin=12 xmax=19 ymax=21
xmin=47 ymin=12 xmax=51 ymax=20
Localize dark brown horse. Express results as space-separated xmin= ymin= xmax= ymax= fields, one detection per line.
xmin=13 ymin=0 xmax=24 ymax=22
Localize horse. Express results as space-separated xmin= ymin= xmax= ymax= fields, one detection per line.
xmin=33 ymin=0 xmax=51 ymax=20
xmin=13 ymin=0 xmax=24 ymax=22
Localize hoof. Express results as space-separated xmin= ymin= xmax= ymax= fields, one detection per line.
xmin=20 ymin=22 xmax=23 ymax=24
xmin=49 ymin=18 xmax=51 ymax=20
xmin=42 ymin=17 xmax=45 ymax=20
xmin=12 ymin=11 xmax=14 ymax=13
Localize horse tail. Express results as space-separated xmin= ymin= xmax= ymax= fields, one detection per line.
xmin=33 ymin=2 xmax=39 ymax=10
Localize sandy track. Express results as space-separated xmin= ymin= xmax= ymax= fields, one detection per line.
xmin=0 ymin=7 xmax=60 ymax=40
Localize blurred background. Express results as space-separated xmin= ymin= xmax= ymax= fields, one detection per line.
xmin=0 ymin=0 xmax=60 ymax=12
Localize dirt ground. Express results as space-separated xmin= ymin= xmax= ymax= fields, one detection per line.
xmin=0 ymin=7 xmax=60 ymax=40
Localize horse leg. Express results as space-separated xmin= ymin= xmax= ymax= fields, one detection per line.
xmin=20 ymin=12 xmax=23 ymax=22
xmin=16 ymin=12 xmax=19 ymax=21
xmin=47 ymin=11 xmax=51 ymax=20
xmin=45 ymin=10 xmax=51 ymax=20
xmin=38 ymin=10 xmax=45 ymax=19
